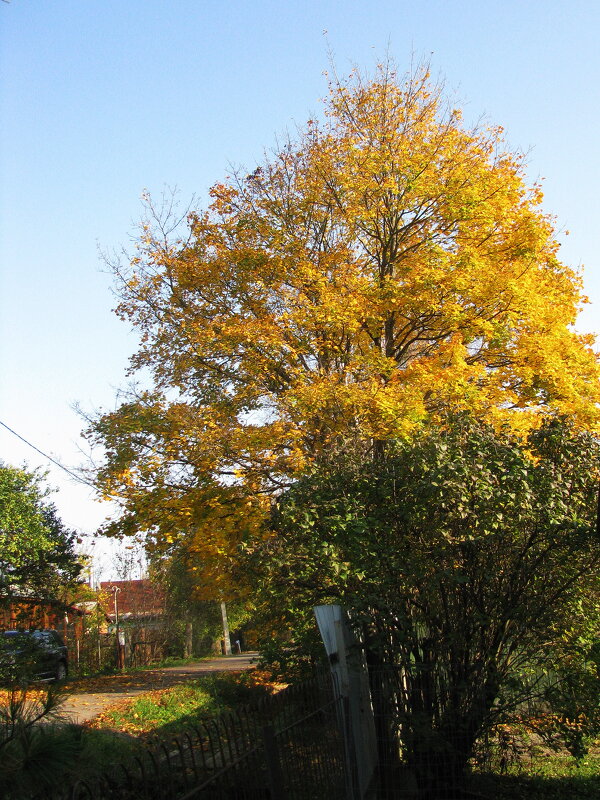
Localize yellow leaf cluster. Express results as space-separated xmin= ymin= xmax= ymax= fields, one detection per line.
xmin=90 ymin=63 xmax=600 ymax=596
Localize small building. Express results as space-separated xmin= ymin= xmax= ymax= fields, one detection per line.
xmin=0 ymin=593 xmax=86 ymax=668
xmin=100 ymin=579 xmax=166 ymax=623
xmin=0 ymin=593 xmax=84 ymax=635
xmin=100 ymin=579 xmax=168 ymax=666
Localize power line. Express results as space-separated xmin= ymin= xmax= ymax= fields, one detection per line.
xmin=0 ymin=418 xmax=89 ymax=485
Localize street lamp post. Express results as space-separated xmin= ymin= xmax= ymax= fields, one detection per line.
xmin=112 ymin=586 xmax=124 ymax=670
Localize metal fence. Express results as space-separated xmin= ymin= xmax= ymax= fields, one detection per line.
xmin=364 ymin=664 xmax=521 ymax=799
xmin=42 ymin=662 xmax=510 ymax=800
xmin=73 ymin=628 xmax=173 ymax=675
xmin=60 ymin=671 xmax=348 ymax=800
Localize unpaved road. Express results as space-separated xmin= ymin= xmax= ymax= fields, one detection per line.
xmin=60 ymin=653 xmax=258 ymax=724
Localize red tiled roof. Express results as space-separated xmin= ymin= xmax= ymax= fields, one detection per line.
xmin=100 ymin=579 xmax=165 ymax=619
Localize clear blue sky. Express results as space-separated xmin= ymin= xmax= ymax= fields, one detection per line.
xmin=1 ymin=0 xmax=599 ymax=575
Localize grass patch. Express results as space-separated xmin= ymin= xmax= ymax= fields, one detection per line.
xmin=131 ymin=654 xmax=211 ymax=671
xmin=86 ymin=671 xmax=274 ymax=738
xmin=471 ymin=746 xmax=600 ymax=799
xmin=72 ymin=653 xmax=210 ymax=678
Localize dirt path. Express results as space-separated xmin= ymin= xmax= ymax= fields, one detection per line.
xmin=60 ymin=653 xmax=258 ymax=724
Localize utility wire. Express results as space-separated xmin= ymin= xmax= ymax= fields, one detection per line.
xmin=0 ymin=418 xmax=90 ymax=485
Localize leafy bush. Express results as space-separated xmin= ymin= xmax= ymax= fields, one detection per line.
xmin=251 ymin=416 xmax=600 ymax=794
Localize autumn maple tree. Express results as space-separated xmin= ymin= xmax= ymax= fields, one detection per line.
xmin=88 ymin=64 xmax=599 ymax=589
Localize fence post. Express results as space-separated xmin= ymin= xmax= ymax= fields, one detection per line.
xmin=314 ymin=605 xmax=378 ymax=800
xmin=262 ymin=724 xmax=287 ymax=800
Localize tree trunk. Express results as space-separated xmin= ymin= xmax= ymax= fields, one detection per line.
xmin=364 ymin=624 xmax=402 ymax=798
xmin=184 ymin=620 xmax=193 ymax=658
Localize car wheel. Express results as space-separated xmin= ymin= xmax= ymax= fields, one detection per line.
xmin=55 ymin=662 xmax=67 ymax=681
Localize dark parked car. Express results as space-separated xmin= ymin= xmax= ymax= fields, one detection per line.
xmin=0 ymin=629 xmax=68 ymax=681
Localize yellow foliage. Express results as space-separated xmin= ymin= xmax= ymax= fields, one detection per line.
xmin=89 ymin=63 xmax=600 ymax=596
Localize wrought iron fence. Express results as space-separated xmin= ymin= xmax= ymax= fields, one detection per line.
xmin=364 ymin=663 xmax=527 ymax=799
xmin=59 ymin=670 xmax=347 ymax=800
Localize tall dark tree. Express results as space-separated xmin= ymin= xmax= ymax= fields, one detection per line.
xmin=0 ymin=464 xmax=82 ymax=600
